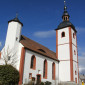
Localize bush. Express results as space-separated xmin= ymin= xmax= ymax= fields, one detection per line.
xmin=0 ymin=65 xmax=19 ymax=85
xmin=45 ymin=81 xmax=51 ymax=85
xmin=40 ymin=82 xmax=44 ymax=85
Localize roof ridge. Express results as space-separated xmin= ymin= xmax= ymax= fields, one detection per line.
xmin=21 ymin=35 xmax=54 ymax=51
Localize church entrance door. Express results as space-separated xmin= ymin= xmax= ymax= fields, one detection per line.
xmin=37 ymin=74 xmax=41 ymax=84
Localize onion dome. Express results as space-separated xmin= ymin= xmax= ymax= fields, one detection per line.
xmin=55 ymin=1 xmax=77 ymax=32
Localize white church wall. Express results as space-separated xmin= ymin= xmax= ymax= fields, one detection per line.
xmin=71 ymin=29 xmax=77 ymax=46
xmin=59 ymin=61 xmax=70 ymax=82
xmin=5 ymin=22 xmax=22 ymax=50
xmin=73 ymin=61 xmax=78 ymax=83
xmin=13 ymin=42 xmax=24 ymax=70
xmin=23 ymin=49 xmax=59 ymax=85
xmin=0 ymin=42 xmax=23 ymax=71
xmin=72 ymin=44 xmax=77 ymax=62
xmin=58 ymin=44 xmax=70 ymax=60
xmin=71 ymin=28 xmax=78 ymax=84
xmin=58 ymin=27 xmax=69 ymax=45
xmin=57 ymin=27 xmax=71 ymax=82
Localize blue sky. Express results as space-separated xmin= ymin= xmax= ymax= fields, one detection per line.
xmin=0 ymin=0 xmax=85 ymax=74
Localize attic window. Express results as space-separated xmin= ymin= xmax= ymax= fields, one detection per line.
xmin=38 ymin=49 xmax=46 ymax=53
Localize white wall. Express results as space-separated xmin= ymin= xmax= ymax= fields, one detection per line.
xmin=57 ymin=27 xmax=71 ymax=82
xmin=58 ymin=27 xmax=69 ymax=45
xmin=71 ymin=28 xmax=79 ymax=84
xmin=58 ymin=44 xmax=70 ymax=60
xmin=59 ymin=61 xmax=70 ymax=81
xmin=23 ymin=50 xmax=59 ymax=85
xmin=5 ymin=21 xmax=22 ymax=50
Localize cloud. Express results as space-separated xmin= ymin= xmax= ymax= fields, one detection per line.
xmin=78 ymin=54 xmax=85 ymax=74
xmin=79 ymin=65 xmax=85 ymax=73
xmin=34 ymin=30 xmax=56 ymax=38
xmin=33 ymin=27 xmax=85 ymax=38
xmin=76 ymin=27 xmax=85 ymax=34
xmin=0 ymin=42 xmax=2 ymax=47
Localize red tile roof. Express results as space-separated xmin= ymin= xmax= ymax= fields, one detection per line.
xmin=20 ymin=35 xmax=59 ymax=62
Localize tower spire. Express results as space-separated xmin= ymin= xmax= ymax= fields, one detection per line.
xmin=16 ymin=12 xmax=18 ymax=19
xmin=62 ymin=0 xmax=70 ymax=21
xmin=64 ymin=0 xmax=67 ymax=11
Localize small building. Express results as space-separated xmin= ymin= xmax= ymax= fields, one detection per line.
xmin=80 ymin=75 xmax=85 ymax=83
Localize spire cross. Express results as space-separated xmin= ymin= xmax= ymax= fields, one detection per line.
xmin=64 ymin=0 xmax=67 ymax=11
xmin=64 ymin=0 xmax=66 ymax=6
xmin=16 ymin=12 xmax=18 ymax=18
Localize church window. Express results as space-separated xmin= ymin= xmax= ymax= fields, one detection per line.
xmin=30 ymin=55 xmax=36 ymax=70
xmin=52 ymin=62 xmax=55 ymax=80
xmin=75 ymin=71 xmax=77 ymax=75
xmin=8 ymin=56 xmax=11 ymax=60
xmin=73 ymin=33 xmax=75 ymax=39
xmin=16 ymin=37 xmax=18 ymax=41
xmin=0 ymin=52 xmax=1 ymax=59
xmin=29 ymin=73 xmax=32 ymax=79
xmin=43 ymin=59 xmax=47 ymax=79
xmin=75 ymin=78 xmax=77 ymax=83
xmin=74 ymin=50 xmax=76 ymax=55
xmin=61 ymin=32 xmax=65 ymax=37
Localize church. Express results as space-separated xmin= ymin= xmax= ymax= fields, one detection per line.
xmin=0 ymin=1 xmax=79 ymax=85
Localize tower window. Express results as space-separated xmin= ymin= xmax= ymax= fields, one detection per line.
xmin=66 ymin=17 xmax=67 ymax=20
xmin=74 ymin=50 xmax=76 ymax=55
xmin=75 ymin=71 xmax=77 ymax=75
xmin=75 ymin=78 xmax=77 ymax=83
xmin=43 ymin=59 xmax=47 ymax=79
xmin=64 ymin=17 xmax=65 ymax=21
xmin=8 ymin=56 xmax=11 ymax=60
xmin=30 ymin=55 xmax=36 ymax=70
xmin=52 ymin=62 xmax=55 ymax=80
xmin=73 ymin=33 xmax=75 ymax=39
xmin=61 ymin=32 xmax=65 ymax=37
xmin=0 ymin=52 xmax=1 ymax=59
xmin=16 ymin=37 xmax=18 ymax=41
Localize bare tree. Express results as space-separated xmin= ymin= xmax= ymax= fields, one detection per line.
xmin=1 ymin=46 xmax=18 ymax=68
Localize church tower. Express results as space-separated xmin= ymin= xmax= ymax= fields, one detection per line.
xmin=56 ymin=1 xmax=79 ymax=84
xmin=5 ymin=15 xmax=23 ymax=49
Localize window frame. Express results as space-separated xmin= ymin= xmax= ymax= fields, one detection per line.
xmin=74 ymin=50 xmax=76 ymax=55
xmin=43 ymin=59 xmax=47 ymax=79
xmin=61 ymin=32 xmax=65 ymax=38
xmin=29 ymin=73 xmax=32 ymax=79
xmin=52 ymin=62 xmax=55 ymax=80
xmin=30 ymin=55 xmax=36 ymax=70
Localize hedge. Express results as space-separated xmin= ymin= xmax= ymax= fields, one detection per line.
xmin=0 ymin=65 xmax=19 ymax=85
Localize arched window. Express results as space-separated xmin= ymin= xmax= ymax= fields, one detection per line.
xmin=52 ymin=62 xmax=55 ymax=80
xmin=66 ymin=17 xmax=67 ymax=20
xmin=0 ymin=52 xmax=1 ymax=59
xmin=73 ymin=33 xmax=75 ymax=39
xmin=43 ymin=59 xmax=47 ymax=79
xmin=30 ymin=55 xmax=36 ymax=70
xmin=74 ymin=50 xmax=76 ymax=55
xmin=75 ymin=71 xmax=77 ymax=75
xmin=61 ymin=32 xmax=65 ymax=37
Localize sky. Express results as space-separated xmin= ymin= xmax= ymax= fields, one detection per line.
xmin=0 ymin=0 xmax=85 ymax=74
